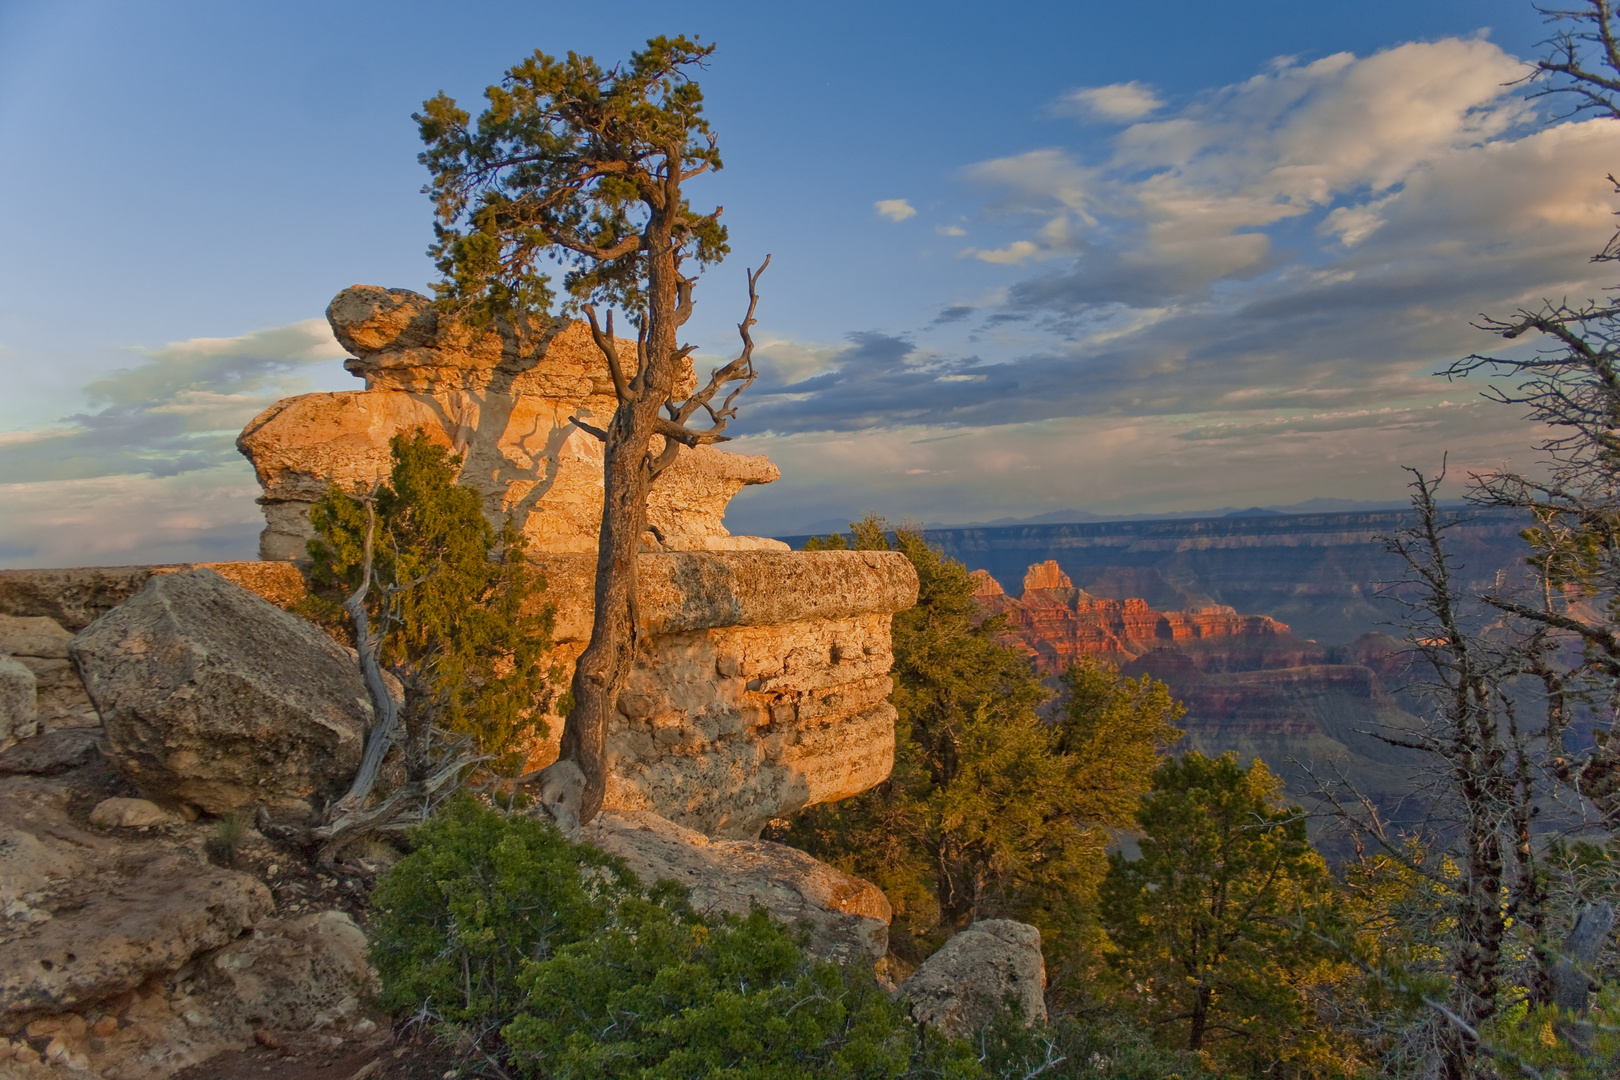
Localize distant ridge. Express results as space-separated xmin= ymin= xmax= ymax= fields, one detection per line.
xmin=912 ymin=496 xmax=1422 ymax=531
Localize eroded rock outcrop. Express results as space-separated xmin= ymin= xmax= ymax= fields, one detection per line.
xmin=71 ymin=569 xmax=369 ymax=816
xmin=897 ymin=919 xmax=1047 ymax=1039
xmin=973 ymin=560 xmax=1298 ymax=671
xmin=586 ymin=810 xmax=892 ymax=963
xmin=238 ymin=285 xmax=785 ymax=560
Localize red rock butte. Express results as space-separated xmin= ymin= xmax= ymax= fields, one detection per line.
xmin=972 ymin=560 xmax=1295 ymax=672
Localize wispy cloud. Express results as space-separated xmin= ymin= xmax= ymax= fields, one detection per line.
xmin=1056 ymin=81 xmax=1164 ymax=122
xmin=0 ymin=320 xmax=343 ymax=485
xmin=874 ymin=198 xmax=917 ymax=222
xmin=720 ymin=37 xmax=1618 ymax=530
xmin=0 ymin=320 xmax=346 ymax=567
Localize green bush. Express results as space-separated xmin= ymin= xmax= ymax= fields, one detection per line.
xmin=369 ymin=796 xmax=983 ymax=1078
xmin=369 ymin=795 xmax=641 ymax=1027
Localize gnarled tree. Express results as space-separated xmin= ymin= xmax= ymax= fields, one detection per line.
xmin=416 ymin=36 xmax=767 ymax=828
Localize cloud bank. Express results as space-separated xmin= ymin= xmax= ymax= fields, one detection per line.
xmin=0 ymin=321 xmax=346 ymax=566
xmin=727 ymin=38 xmax=1620 ymax=531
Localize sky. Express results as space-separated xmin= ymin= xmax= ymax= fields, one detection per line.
xmin=0 ymin=0 xmax=1613 ymax=565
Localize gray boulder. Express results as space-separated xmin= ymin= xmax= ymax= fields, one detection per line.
xmin=71 ymin=568 xmax=369 ymax=814
xmin=200 ymin=909 xmax=377 ymax=1033
xmin=898 ymin=919 xmax=1047 ymax=1039
xmin=584 ymin=809 xmax=892 ymax=963
xmin=0 ymin=614 xmax=98 ymax=726
xmin=0 ymin=654 xmax=37 ymax=747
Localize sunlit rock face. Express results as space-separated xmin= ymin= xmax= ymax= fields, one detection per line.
xmin=237 ymin=285 xmax=783 ymax=560
xmin=971 ymin=560 xmax=1297 ymax=671
xmin=226 ymin=285 xmax=923 ymax=838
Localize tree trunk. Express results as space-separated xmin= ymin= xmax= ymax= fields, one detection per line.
xmin=540 ymin=206 xmax=681 ymax=829
xmin=1187 ymin=984 xmax=1211 ymax=1052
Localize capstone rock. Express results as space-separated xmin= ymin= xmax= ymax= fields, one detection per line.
xmin=897 ymin=919 xmax=1047 ymax=1039
xmin=70 ymin=568 xmax=369 ymax=814
xmin=238 ymin=286 xmax=786 ymax=560
xmin=585 ymin=809 xmax=891 ymax=964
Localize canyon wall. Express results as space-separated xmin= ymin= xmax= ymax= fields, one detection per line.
xmin=854 ymin=511 xmax=1528 ymax=646
xmin=971 ymin=560 xmax=1424 ymax=836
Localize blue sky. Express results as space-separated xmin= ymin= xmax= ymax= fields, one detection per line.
xmin=0 ymin=0 xmax=1610 ymax=564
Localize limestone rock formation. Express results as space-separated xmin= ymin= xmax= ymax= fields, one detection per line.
xmin=0 ymin=655 xmax=37 ymax=748
xmin=586 ymin=809 xmax=891 ymax=964
xmin=238 ymin=284 xmax=786 ymax=560
xmin=1 ymin=549 xmax=921 ymax=839
xmin=71 ymin=569 xmax=369 ymax=815
xmin=0 ymin=775 xmax=273 ymax=1026
xmin=897 ymin=919 xmax=1047 ymax=1039
xmin=198 ymin=910 xmax=377 ymax=1034
xmin=523 ymin=549 xmax=918 ymax=837
xmin=0 ymin=614 xmax=98 ymax=729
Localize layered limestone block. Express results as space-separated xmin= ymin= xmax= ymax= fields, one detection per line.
xmin=0 ymin=550 xmax=919 ymax=838
xmin=238 ymin=285 xmax=785 ymax=560
xmin=526 ymin=549 xmax=918 ymax=838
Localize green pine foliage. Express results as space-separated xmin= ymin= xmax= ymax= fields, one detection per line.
xmin=1098 ymin=753 xmax=1356 ymax=1078
xmin=306 ymin=429 xmax=556 ymax=765
xmin=370 ymin=796 xmax=984 ymax=1080
xmin=784 ymin=518 xmax=1182 ymax=984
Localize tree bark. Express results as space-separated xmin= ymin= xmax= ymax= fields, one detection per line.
xmin=540 ymin=198 xmax=681 ymax=828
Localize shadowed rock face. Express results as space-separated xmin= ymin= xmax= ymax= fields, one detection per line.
xmin=238 ymin=285 xmax=783 ymax=560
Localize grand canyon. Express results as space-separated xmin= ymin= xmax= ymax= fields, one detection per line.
xmin=790 ymin=510 xmax=1530 ymax=829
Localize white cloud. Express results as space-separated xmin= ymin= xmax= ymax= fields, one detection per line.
xmin=874 ymin=199 xmax=917 ymax=222
xmin=936 ymin=224 xmax=967 ymax=237
xmin=963 ymin=38 xmax=1547 ymax=296
xmin=0 ymin=319 xmax=348 ymax=565
xmin=1056 ymin=81 xmax=1164 ymax=122
xmin=0 ymin=467 xmax=265 ymax=568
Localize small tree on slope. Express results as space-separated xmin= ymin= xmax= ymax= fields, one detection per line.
xmin=415 ymin=37 xmax=768 ymax=828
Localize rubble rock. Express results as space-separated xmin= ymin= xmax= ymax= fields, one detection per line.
xmin=90 ymin=798 xmax=182 ymax=829
xmin=200 ymin=910 xmax=377 ymax=1033
xmin=0 ymin=655 xmax=37 ymax=747
xmin=0 ymin=614 xmax=97 ymax=729
xmin=897 ymin=919 xmax=1047 ymax=1039
xmin=0 ymin=727 xmax=100 ymax=776
xmin=70 ymin=568 xmax=369 ymax=814
xmin=585 ymin=809 xmax=891 ymax=964
xmin=0 ymin=775 xmax=274 ymax=1024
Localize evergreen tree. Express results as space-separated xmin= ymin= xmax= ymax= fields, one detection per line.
xmin=1099 ymin=753 xmax=1349 ymax=1077
xmin=786 ymin=517 xmax=1181 ymax=983
xmin=308 ymin=430 xmax=556 ymax=775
